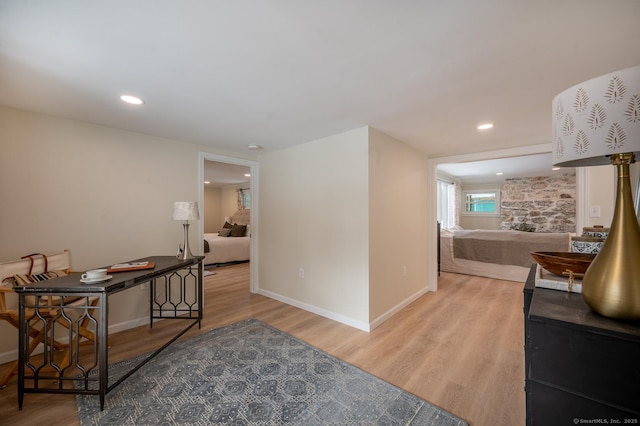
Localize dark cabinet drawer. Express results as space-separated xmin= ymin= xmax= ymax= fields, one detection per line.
xmin=528 ymin=318 xmax=640 ymax=411
xmin=526 ymin=380 xmax=637 ymax=426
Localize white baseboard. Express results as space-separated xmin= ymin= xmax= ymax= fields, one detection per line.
xmin=257 ymin=286 xmax=433 ymax=333
xmin=256 ymin=289 xmax=371 ymax=332
xmin=369 ymin=286 xmax=433 ymax=330
xmin=0 ymin=315 xmax=150 ymax=365
xmin=107 ymin=316 xmax=151 ymax=334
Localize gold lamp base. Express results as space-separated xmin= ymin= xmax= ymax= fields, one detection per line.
xmin=582 ymin=153 xmax=640 ymax=320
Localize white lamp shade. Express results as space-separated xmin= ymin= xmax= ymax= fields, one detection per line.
xmin=552 ymin=65 xmax=640 ymax=167
xmin=173 ymin=201 xmax=200 ymax=220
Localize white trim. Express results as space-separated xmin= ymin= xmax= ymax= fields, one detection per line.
xmin=369 ymin=286 xmax=432 ymax=331
xmin=199 ymin=152 xmax=259 ymax=293
xmin=256 ymin=288 xmax=371 ymax=332
xmin=427 ymin=158 xmax=439 ymax=292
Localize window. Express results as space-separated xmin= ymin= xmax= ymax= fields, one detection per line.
xmin=462 ymin=189 xmax=500 ymax=216
xmin=437 ymin=179 xmax=457 ymax=229
xmin=241 ymin=191 xmax=251 ymax=209
xmin=237 ymin=188 xmax=251 ymax=209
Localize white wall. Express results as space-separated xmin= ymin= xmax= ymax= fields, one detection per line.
xmin=585 ymin=165 xmax=615 ymax=228
xmin=460 ymin=215 xmax=502 ymax=230
xmin=368 ymin=129 xmax=430 ymax=323
xmin=582 ymin=162 xmax=640 ymax=230
xmin=258 ymin=127 xmax=371 ymax=330
xmin=257 ymin=126 xmax=434 ymax=331
xmin=0 ymin=106 xmax=254 ymax=362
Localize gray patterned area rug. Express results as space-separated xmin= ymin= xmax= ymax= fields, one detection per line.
xmin=76 ymin=318 xmax=467 ymax=425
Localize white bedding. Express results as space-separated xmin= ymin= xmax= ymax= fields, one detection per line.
xmin=203 ymin=233 xmax=250 ymax=265
xmin=440 ymin=232 xmax=533 ymax=282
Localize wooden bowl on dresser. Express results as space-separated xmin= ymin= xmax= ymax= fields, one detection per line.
xmin=530 ymin=251 xmax=596 ymax=277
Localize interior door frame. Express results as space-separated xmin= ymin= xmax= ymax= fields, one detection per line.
xmin=199 ymin=152 xmax=259 ymax=293
xmin=427 ymin=143 xmax=585 ymax=291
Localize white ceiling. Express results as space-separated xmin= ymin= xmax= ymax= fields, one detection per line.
xmin=1 ymin=1 xmax=639 ymax=158
xmin=437 ymin=153 xmax=566 ymax=185
xmin=204 ymin=161 xmax=250 ymax=188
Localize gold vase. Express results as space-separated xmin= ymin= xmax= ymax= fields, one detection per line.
xmin=582 ymin=153 xmax=640 ymax=320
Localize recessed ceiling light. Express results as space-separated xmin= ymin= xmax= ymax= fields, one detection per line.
xmin=552 ymin=167 xmax=561 ymax=171
xmin=496 ymin=172 xmax=504 ymax=176
xmin=204 ymin=180 xmax=211 ymax=184
xmin=477 ymin=123 xmax=494 ymax=130
xmin=247 ymin=145 xmax=262 ymax=150
xmin=244 ymin=174 xmax=251 ymax=177
xmin=120 ymin=95 xmax=144 ymax=105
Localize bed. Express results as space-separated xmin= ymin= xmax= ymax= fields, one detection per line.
xmin=440 ymin=228 xmax=572 ymax=282
xmin=203 ymin=209 xmax=250 ymax=266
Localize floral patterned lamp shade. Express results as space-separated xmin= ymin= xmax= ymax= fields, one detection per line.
xmin=552 ymin=65 xmax=640 ymax=167
xmin=551 ymin=65 xmax=640 ymax=320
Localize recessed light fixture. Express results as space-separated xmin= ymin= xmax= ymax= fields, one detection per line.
xmin=552 ymin=167 xmax=561 ymax=171
xmin=477 ymin=123 xmax=494 ymax=130
xmin=120 ymin=95 xmax=144 ymax=105
xmin=244 ymin=173 xmax=251 ymax=177
xmin=496 ymin=172 xmax=504 ymax=176
xmin=204 ymin=180 xmax=211 ymax=184
xmin=247 ymin=145 xmax=263 ymax=150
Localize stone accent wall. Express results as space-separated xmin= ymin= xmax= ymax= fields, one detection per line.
xmin=500 ymin=174 xmax=576 ymax=233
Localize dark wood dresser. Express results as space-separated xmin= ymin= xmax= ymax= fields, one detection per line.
xmin=523 ymin=265 xmax=640 ymax=425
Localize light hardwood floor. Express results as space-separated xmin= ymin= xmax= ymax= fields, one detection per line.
xmin=0 ymin=263 xmax=526 ymax=425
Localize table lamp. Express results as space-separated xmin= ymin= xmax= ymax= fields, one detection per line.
xmin=173 ymin=201 xmax=200 ymax=260
xmin=552 ymin=65 xmax=640 ymax=320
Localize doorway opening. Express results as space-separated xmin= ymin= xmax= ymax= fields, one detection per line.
xmin=199 ymin=152 xmax=258 ymax=293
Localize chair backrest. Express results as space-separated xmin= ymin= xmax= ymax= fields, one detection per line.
xmin=0 ymin=250 xmax=71 ymax=310
xmin=0 ymin=251 xmax=70 ymax=282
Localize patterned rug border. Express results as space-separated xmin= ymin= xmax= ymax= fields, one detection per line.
xmin=76 ymin=318 xmax=468 ymax=425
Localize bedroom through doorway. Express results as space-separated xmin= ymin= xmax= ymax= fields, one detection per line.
xmin=427 ymin=144 xmax=585 ymax=291
xmin=199 ymin=153 xmax=258 ymax=293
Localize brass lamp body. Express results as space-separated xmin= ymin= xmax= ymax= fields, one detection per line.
xmin=582 ymin=153 xmax=640 ymax=320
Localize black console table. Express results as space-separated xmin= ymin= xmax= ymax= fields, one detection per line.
xmin=14 ymin=255 xmax=203 ymax=410
xmin=524 ymin=265 xmax=640 ymax=425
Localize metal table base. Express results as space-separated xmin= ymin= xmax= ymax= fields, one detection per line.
xmin=15 ymin=256 xmax=203 ymax=410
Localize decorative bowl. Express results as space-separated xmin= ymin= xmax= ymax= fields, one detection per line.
xmin=530 ymin=251 xmax=596 ymax=277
